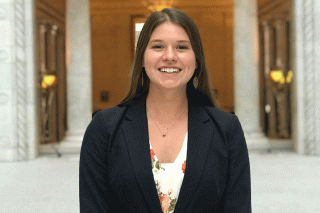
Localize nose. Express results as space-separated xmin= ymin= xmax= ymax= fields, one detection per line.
xmin=162 ymin=46 xmax=177 ymax=62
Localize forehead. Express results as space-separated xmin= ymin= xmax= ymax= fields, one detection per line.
xmin=149 ymin=22 xmax=190 ymax=41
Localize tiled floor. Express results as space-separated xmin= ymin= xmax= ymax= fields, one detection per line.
xmin=1 ymin=151 xmax=320 ymax=213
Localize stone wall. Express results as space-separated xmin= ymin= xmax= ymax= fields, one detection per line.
xmin=0 ymin=0 xmax=38 ymax=161
xmin=292 ymin=0 xmax=320 ymax=155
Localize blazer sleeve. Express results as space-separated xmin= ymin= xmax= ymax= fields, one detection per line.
xmin=79 ymin=111 xmax=112 ymax=212
xmin=223 ymin=115 xmax=251 ymax=212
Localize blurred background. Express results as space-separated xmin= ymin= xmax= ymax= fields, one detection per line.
xmin=1 ymin=0 xmax=320 ymax=212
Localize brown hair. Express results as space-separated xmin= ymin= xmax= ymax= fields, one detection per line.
xmin=119 ymin=8 xmax=218 ymax=107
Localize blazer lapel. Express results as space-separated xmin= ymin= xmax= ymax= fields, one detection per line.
xmin=122 ymin=98 xmax=163 ymax=213
xmin=174 ymin=104 xmax=214 ymax=213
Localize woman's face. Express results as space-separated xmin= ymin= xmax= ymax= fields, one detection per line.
xmin=143 ymin=22 xmax=196 ymax=91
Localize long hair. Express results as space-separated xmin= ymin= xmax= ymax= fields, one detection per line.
xmin=119 ymin=8 xmax=218 ymax=108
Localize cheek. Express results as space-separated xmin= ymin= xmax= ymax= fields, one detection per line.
xmin=187 ymin=57 xmax=196 ymax=69
xmin=143 ymin=52 xmax=153 ymax=67
xmin=186 ymin=53 xmax=196 ymax=67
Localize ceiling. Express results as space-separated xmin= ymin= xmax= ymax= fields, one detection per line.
xmin=90 ymin=0 xmax=234 ymax=13
xmin=89 ymin=0 xmax=290 ymax=17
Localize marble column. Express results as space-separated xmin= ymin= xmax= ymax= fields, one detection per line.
xmin=233 ymin=0 xmax=269 ymax=150
xmin=0 ymin=0 xmax=38 ymax=161
xmin=292 ymin=0 xmax=320 ymax=155
xmin=59 ymin=0 xmax=92 ymax=153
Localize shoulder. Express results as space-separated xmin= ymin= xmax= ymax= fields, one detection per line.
xmin=82 ymin=105 xmax=127 ymax=151
xmin=87 ymin=105 xmax=127 ymax=133
xmin=204 ymin=106 xmax=234 ymax=120
xmin=204 ymin=107 xmax=236 ymax=127
xmin=203 ymin=106 xmax=244 ymax=139
xmin=93 ymin=105 xmax=127 ymax=121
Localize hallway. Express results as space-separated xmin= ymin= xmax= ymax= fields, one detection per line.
xmin=1 ymin=151 xmax=319 ymax=213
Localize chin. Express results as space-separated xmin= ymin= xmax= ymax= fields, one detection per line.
xmin=160 ymin=84 xmax=187 ymax=91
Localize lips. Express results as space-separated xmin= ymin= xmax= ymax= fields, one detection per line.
xmin=158 ymin=67 xmax=181 ymax=73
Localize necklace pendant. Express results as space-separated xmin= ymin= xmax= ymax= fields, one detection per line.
xmin=162 ymin=134 xmax=166 ymax=137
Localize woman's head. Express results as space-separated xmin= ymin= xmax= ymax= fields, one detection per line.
xmin=120 ymin=8 xmax=217 ymax=107
xmin=143 ymin=21 xmax=197 ymax=92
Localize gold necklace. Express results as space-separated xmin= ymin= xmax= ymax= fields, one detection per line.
xmin=147 ymin=106 xmax=187 ymax=137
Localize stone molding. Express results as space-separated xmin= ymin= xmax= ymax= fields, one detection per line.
xmin=302 ymin=0 xmax=318 ymax=155
xmin=14 ymin=0 xmax=29 ymax=161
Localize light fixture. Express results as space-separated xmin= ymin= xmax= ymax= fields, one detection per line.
xmin=41 ymin=75 xmax=57 ymax=89
xmin=142 ymin=1 xmax=177 ymax=12
xmin=269 ymin=70 xmax=293 ymax=84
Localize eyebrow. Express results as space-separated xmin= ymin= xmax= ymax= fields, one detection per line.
xmin=149 ymin=39 xmax=191 ymax=43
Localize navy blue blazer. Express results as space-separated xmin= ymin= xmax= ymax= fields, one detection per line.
xmin=79 ymin=96 xmax=251 ymax=212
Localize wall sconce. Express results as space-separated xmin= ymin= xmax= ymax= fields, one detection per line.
xmin=269 ymin=70 xmax=293 ymax=84
xmin=41 ymin=75 xmax=57 ymax=89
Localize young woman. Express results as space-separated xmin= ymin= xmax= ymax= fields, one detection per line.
xmin=80 ymin=8 xmax=251 ymax=213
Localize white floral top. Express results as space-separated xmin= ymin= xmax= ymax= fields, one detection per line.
xmin=150 ymin=133 xmax=188 ymax=213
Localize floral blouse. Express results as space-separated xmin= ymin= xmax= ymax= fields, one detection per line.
xmin=150 ymin=133 xmax=188 ymax=213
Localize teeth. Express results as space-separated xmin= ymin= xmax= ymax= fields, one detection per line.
xmin=160 ymin=68 xmax=180 ymax=73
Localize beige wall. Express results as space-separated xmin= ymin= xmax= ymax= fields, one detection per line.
xmin=189 ymin=11 xmax=234 ymax=112
xmin=91 ymin=14 xmax=132 ymax=111
xmin=91 ymin=7 xmax=234 ymax=112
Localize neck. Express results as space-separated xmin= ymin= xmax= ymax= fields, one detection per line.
xmin=146 ymin=86 xmax=188 ymax=117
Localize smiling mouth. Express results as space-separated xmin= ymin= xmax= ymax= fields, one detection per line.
xmin=159 ymin=68 xmax=181 ymax=73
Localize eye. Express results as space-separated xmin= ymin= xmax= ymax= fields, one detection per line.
xmin=152 ymin=45 xmax=163 ymax=49
xmin=177 ymin=45 xmax=188 ymax=50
